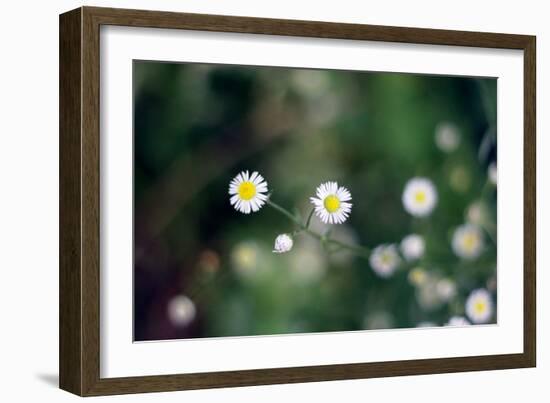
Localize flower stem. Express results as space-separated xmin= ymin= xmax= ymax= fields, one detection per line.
xmin=305 ymin=208 xmax=315 ymax=229
xmin=266 ymin=199 xmax=302 ymax=226
xmin=266 ymin=199 xmax=370 ymax=258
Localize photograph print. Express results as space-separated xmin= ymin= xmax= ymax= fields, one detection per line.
xmin=133 ymin=61 xmax=497 ymax=341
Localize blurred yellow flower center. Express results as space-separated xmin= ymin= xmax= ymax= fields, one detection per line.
xmin=462 ymin=233 xmax=477 ymax=251
xmin=474 ymin=301 xmax=486 ymax=314
xmin=324 ymin=195 xmax=341 ymax=213
xmin=238 ymin=181 xmax=256 ymax=200
xmin=409 ymin=268 xmax=426 ymax=286
xmin=415 ymin=191 xmax=426 ymax=203
xmin=381 ymin=254 xmax=392 ymax=264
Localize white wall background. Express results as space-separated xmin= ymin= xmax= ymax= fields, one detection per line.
xmin=0 ymin=0 xmax=546 ymax=401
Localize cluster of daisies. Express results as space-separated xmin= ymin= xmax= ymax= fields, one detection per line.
xmin=228 ymin=164 xmax=495 ymax=325
xmin=369 ymin=173 xmax=493 ymax=324
xmin=425 ymin=289 xmax=494 ymax=326
xmin=229 ymin=171 xmax=352 ymax=253
xmin=229 ymin=170 xmax=486 ymax=264
xmin=408 ymin=265 xmax=495 ymax=325
xmin=369 ymin=176 xmax=486 ymax=278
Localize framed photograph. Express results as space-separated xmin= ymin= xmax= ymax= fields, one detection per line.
xmin=59 ymin=6 xmax=536 ymax=396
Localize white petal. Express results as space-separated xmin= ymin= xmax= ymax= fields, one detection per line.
xmin=249 ymin=171 xmax=258 ymax=183
xmin=254 ymin=174 xmax=265 ymax=185
xmin=256 ymin=183 xmax=268 ymax=193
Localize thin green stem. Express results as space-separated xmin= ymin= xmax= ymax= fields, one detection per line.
xmin=266 ymin=199 xmax=303 ymax=227
xmin=267 ymin=199 xmax=370 ymax=258
xmin=305 ymin=208 xmax=315 ymax=229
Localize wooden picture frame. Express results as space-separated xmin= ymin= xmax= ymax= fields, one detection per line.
xmin=59 ymin=6 xmax=536 ymax=396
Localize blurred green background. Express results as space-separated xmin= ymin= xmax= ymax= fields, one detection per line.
xmin=133 ymin=61 xmax=497 ymax=341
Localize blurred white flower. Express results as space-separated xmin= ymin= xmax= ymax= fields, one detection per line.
xmin=452 ymin=224 xmax=484 ymax=260
xmin=435 ymin=122 xmax=461 ymax=152
xmin=273 ymin=233 xmax=293 ymax=254
xmin=167 ymin=295 xmax=196 ymax=327
xmin=436 ymin=278 xmax=457 ymax=302
xmin=229 ymin=170 xmax=268 ymax=214
xmin=416 ymin=321 xmax=437 ymax=328
xmin=465 ymin=288 xmax=494 ymax=324
xmin=408 ymin=267 xmax=428 ymax=287
xmin=402 ymin=177 xmax=438 ymax=217
xmin=466 ymin=201 xmax=487 ymax=226
xmin=310 ymin=181 xmax=352 ymax=224
xmin=400 ymin=234 xmax=425 ymax=261
xmin=488 ymin=162 xmax=497 ymax=185
xmin=446 ymin=316 xmax=471 ymax=327
xmin=370 ymin=244 xmax=400 ymax=278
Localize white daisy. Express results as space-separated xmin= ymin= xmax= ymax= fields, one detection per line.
xmin=229 ymin=171 xmax=268 ymax=214
xmin=167 ymin=295 xmax=196 ymax=327
xmin=446 ymin=316 xmax=471 ymax=327
xmin=488 ymin=162 xmax=497 ymax=185
xmin=435 ymin=122 xmax=461 ymax=152
xmin=310 ymin=181 xmax=352 ymax=224
xmin=402 ymin=177 xmax=438 ymax=217
xmin=369 ymin=244 xmax=400 ymax=278
xmin=465 ymin=288 xmax=494 ymax=324
xmin=273 ymin=233 xmax=293 ymax=254
xmin=452 ymin=223 xmax=484 ymax=260
xmin=400 ymin=234 xmax=425 ymax=261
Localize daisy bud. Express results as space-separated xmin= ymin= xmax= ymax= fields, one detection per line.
xmin=273 ymin=234 xmax=293 ymax=254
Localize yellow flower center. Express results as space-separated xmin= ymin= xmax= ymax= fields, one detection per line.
xmin=324 ymin=195 xmax=341 ymax=213
xmin=234 ymin=245 xmax=257 ymax=270
xmin=238 ymin=181 xmax=257 ymax=201
xmin=462 ymin=233 xmax=477 ymax=251
xmin=409 ymin=268 xmax=426 ymax=286
xmin=381 ymin=253 xmax=392 ymax=265
xmin=415 ymin=191 xmax=426 ymax=203
xmin=474 ymin=300 xmax=486 ymax=314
